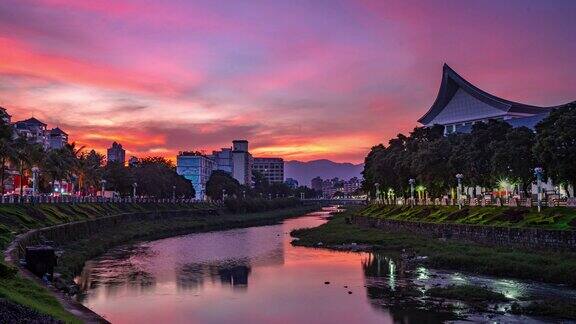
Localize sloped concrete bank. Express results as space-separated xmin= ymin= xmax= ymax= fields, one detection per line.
xmin=352 ymin=215 xmax=576 ymax=250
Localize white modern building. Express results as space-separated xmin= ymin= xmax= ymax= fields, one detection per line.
xmin=418 ymin=64 xmax=570 ymax=134
xmin=231 ymin=140 xmax=252 ymax=186
xmin=176 ymin=151 xmax=215 ymax=200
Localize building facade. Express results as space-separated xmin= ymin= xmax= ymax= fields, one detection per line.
xmin=252 ymin=157 xmax=284 ymax=184
xmin=47 ymin=127 xmax=68 ymax=150
xmin=231 ymin=140 xmax=252 ymax=186
xmin=176 ymin=151 xmax=215 ymax=200
xmin=210 ymin=148 xmax=233 ymax=174
xmin=107 ymin=142 xmax=126 ymax=165
xmin=418 ymin=64 xmax=570 ymax=134
xmin=13 ymin=117 xmax=48 ymax=147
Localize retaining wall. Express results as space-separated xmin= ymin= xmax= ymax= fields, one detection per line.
xmin=352 ymin=215 xmax=576 ymax=250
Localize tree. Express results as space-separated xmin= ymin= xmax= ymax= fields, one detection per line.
xmin=130 ymin=157 xmax=193 ymax=198
xmin=0 ymin=117 xmax=14 ymax=194
xmin=534 ymin=103 xmax=576 ymax=196
xmin=492 ymin=127 xmax=536 ymax=195
xmin=206 ymin=170 xmax=240 ymax=200
xmin=103 ymin=161 xmax=134 ymax=196
xmin=77 ymin=150 xmax=105 ymax=194
xmin=11 ymin=137 xmax=44 ymax=197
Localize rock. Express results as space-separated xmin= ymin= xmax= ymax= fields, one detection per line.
xmin=348 ymin=291 xmax=353 ymax=294
xmin=324 ymin=281 xmax=330 ymax=285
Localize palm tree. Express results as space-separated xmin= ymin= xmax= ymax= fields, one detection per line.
xmin=10 ymin=137 xmax=44 ymax=199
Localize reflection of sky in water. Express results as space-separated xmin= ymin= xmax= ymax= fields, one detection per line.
xmin=77 ymin=207 xmax=576 ymax=324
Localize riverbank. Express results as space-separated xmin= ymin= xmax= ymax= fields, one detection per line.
xmin=2 ymin=201 xmax=317 ymax=323
xmin=358 ymin=204 xmax=576 ymax=230
xmin=1 ymin=203 xmax=213 ymax=324
xmin=291 ymin=208 xmax=576 ymax=287
xmin=291 ymin=208 xmax=576 ymax=320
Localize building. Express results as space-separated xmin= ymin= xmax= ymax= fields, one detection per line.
xmin=343 ymin=177 xmax=361 ymax=195
xmin=418 ymin=64 xmax=571 ymax=134
xmin=231 ymin=140 xmax=252 ymax=186
xmin=252 ymin=157 xmax=284 ymax=184
xmin=210 ymin=148 xmax=233 ymax=174
xmin=311 ymin=176 xmax=323 ymax=192
xmin=47 ymin=127 xmax=68 ymax=150
xmin=176 ymin=151 xmax=215 ymax=200
xmin=107 ymin=142 xmax=126 ymax=165
xmin=13 ymin=117 xmax=48 ymax=147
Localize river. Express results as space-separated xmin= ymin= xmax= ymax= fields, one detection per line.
xmin=75 ymin=207 xmax=576 ymax=323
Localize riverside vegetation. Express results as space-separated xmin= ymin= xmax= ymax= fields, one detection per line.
xmin=291 ymin=206 xmax=576 ymax=319
xmin=1 ymin=198 xmax=316 ymax=323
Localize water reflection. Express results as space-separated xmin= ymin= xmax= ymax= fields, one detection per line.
xmin=76 ymin=208 xmax=576 ymax=324
xmin=176 ymin=259 xmax=252 ymax=291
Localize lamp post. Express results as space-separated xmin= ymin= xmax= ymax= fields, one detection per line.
xmin=31 ymin=167 xmax=39 ymax=196
xmin=100 ymin=179 xmax=107 ymax=198
xmin=222 ymin=188 xmax=226 ymax=200
xmin=243 ymin=190 xmax=246 ymax=199
xmin=456 ymin=174 xmax=464 ymax=209
xmin=408 ymin=178 xmax=415 ymax=206
xmin=172 ymin=185 xmax=176 ymax=201
xmin=534 ymin=167 xmax=543 ymax=213
xmin=132 ymin=182 xmax=137 ymax=199
xmin=374 ymin=182 xmax=380 ymax=204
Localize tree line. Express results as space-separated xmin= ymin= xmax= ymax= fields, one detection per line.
xmin=0 ymin=117 xmax=193 ymax=198
xmin=362 ymin=103 xmax=576 ymax=198
xmin=205 ymin=170 xmax=318 ymax=201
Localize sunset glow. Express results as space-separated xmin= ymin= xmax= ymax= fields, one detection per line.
xmin=1 ymin=0 xmax=575 ymax=163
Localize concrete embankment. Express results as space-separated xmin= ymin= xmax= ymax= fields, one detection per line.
xmin=353 ymin=215 xmax=576 ymax=250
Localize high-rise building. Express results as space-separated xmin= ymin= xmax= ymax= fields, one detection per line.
xmin=231 ymin=140 xmax=252 ymax=186
xmin=176 ymin=151 xmax=215 ymax=200
xmin=107 ymin=142 xmax=126 ymax=165
xmin=47 ymin=127 xmax=68 ymax=150
xmin=252 ymin=157 xmax=284 ymax=183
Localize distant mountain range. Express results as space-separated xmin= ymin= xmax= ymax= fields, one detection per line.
xmin=284 ymin=159 xmax=364 ymax=187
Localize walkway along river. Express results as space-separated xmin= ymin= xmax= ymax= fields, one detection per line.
xmin=75 ymin=207 xmax=576 ymax=323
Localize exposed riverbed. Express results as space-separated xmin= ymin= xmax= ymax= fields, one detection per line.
xmin=75 ymin=207 xmax=576 ymax=323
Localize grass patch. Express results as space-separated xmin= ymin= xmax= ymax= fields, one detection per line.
xmin=356 ymin=205 xmax=576 ymax=230
xmin=291 ymin=209 xmax=576 ymax=287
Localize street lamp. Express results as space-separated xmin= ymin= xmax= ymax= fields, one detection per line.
xmin=408 ymin=179 xmax=415 ymax=206
xmin=132 ymin=182 xmax=138 ymax=198
xmin=100 ymin=179 xmax=107 ymax=198
xmin=172 ymin=185 xmax=176 ymax=201
xmin=31 ymin=167 xmax=39 ymax=196
xmin=222 ymin=188 xmax=226 ymax=200
xmin=242 ymin=190 xmax=246 ymax=199
xmin=534 ymin=167 xmax=543 ymax=213
xmin=374 ymin=182 xmax=380 ymax=203
xmin=455 ymin=174 xmax=464 ymax=209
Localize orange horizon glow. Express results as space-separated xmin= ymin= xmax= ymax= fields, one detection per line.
xmin=1 ymin=0 xmax=575 ymax=163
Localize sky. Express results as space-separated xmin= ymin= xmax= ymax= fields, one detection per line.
xmin=0 ymin=0 xmax=575 ymax=163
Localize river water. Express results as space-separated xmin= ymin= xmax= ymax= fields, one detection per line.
xmin=76 ymin=207 xmax=576 ymax=323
